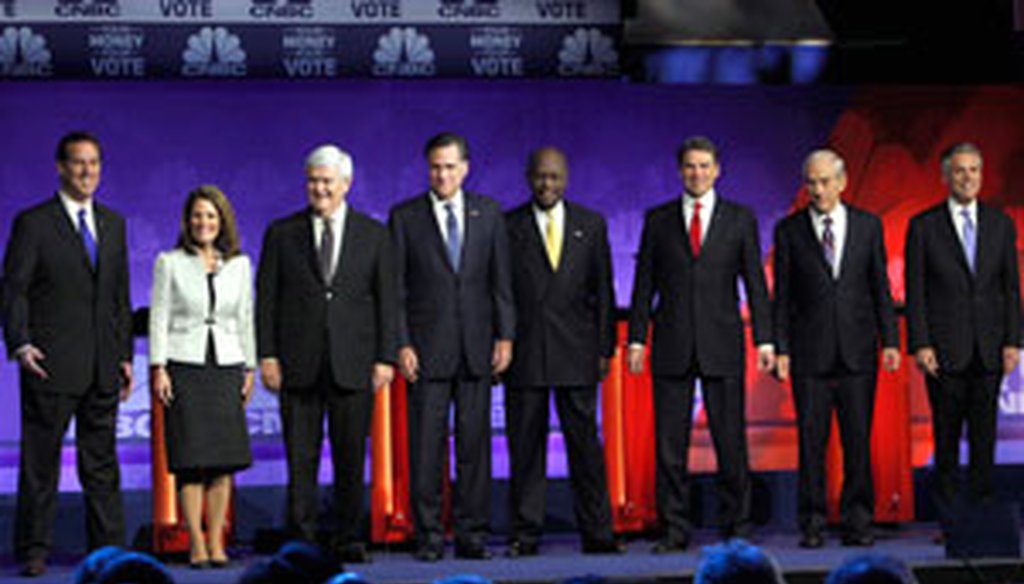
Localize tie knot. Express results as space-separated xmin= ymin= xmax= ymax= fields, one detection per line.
xmin=823 ymin=215 xmax=833 ymax=227
xmin=693 ymin=200 xmax=702 ymax=213
xmin=78 ymin=208 xmax=87 ymax=220
xmin=961 ymin=208 xmax=971 ymax=221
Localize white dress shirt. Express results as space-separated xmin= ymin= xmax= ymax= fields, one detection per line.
xmin=533 ymin=200 xmax=565 ymax=248
xmin=311 ymin=202 xmax=347 ymax=278
xmin=947 ymin=196 xmax=978 ymax=249
xmin=809 ymin=203 xmax=848 ymax=278
xmin=431 ymin=189 xmax=465 ymax=245
xmin=682 ymin=189 xmax=716 ymax=245
xmin=58 ymin=190 xmax=97 ymax=238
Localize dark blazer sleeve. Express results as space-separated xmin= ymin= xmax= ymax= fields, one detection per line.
xmin=904 ymin=215 xmax=929 ymax=353
xmin=374 ymin=230 xmax=399 ymax=363
xmin=628 ymin=210 xmax=655 ymax=345
xmin=740 ymin=208 xmax=772 ymax=346
xmin=595 ymin=213 xmax=617 ymax=358
xmin=866 ymin=214 xmax=899 ymax=349
xmin=256 ymin=222 xmax=281 ymax=360
xmin=771 ymin=218 xmax=792 ymax=356
xmin=1001 ymin=216 xmax=1022 ymax=347
xmin=2 ymin=211 xmax=37 ymax=354
xmin=491 ymin=208 xmax=515 ymax=341
xmin=388 ymin=207 xmax=412 ymax=349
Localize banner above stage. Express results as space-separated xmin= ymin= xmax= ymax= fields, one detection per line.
xmin=0 ymin=0 xmax=621 ymax=79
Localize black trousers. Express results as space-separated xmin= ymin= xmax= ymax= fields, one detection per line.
xmin=653 ymin=371 xmax=751 ymax=540
xmin=280 ymin=358 xmax=373 ymax=545
xmin=408 ymin=374 xmax=492 ymax=549
xmin=925 ymin=353 xmax=1001 ymax=530
xmin=15 ymin=377 xmax=124 ymax=562
xmin=505 ymin=384 xmax=614 ymax=546
xmin=792 ymin=369 xmax=877 ymax=534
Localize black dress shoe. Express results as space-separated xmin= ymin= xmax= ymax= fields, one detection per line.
xmin=582 ymin=539 xmax=627 ymax=555
xmin=505 ymin=540 xmax=539 ymax=558
xmin=414 ymin=545 xmax=443 ymax=562
xmin=651 ymin=535 xmax=690 ymax=554
xmin=336 ymin=543 xmax=373 ymax=564
xmin=798 ymin=531 xmax=824 ymax=549
xmin=454 ymin=543 xmax=493 ymax=560
xmin=189 ymin=560 xmax=211 ymax=570
xmin=209 ymin=559 xmax=230 ymax=569
xmin=19 ymin=558 xmax=47 ymax=578
xmin=841 ymin=531 xmax=875 ymax=547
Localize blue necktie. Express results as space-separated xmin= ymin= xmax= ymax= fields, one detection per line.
xmin=445 ymin=202 xmax=461 ymax=272
xmin=961 ymin=208 xmax=976 ymax=273
xmin=78 ymin=208 xmax=97 ymax=268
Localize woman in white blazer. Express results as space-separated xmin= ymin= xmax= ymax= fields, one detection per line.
xmin=149 ymin=185 xmax=254 ymax=568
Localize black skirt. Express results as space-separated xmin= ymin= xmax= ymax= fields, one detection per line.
xmin=165 ymin=358 xmax=252 ymax=475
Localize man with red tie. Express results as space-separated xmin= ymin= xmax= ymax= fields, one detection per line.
xmin=628 ymin=136 xmax=775 ymax=551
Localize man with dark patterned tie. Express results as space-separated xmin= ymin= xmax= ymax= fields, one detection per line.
xmin=773 ymin=149 xmax=900 ymax=549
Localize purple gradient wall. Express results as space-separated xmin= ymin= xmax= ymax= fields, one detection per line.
xmin=0 ymin=80 xmax=850 ymax=491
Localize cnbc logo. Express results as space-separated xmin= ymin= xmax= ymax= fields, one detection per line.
xmin=557 ymin=28 xmax=618 ymax=77
xmin=438 ymin=0 xmax=499 ymax=18
xmin=182 ymin=26 xmax=247 ymax=77
xmin=0 ymin=27 xmax=53 ymax=78
xmin=249 ymin=0 xmax=314 ymax=19
xmin=372 ymin=27 xmax=435 ymax=77
xmin=54 ymin=0 xmax=121 ymax=18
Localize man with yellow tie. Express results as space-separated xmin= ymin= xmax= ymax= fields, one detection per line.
xmin=503 ymin=147 xmax=623 ymax=557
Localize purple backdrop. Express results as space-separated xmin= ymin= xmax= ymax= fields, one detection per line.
xmin=0 ymin=80 xmax=849 ymax=491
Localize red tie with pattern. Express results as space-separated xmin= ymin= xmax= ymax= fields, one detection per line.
xmin=690 ymin=200 xmax=702 ymax=257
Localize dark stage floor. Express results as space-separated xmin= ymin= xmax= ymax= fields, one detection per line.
xmin=2 ymin=526 xmax=1022 ymax=584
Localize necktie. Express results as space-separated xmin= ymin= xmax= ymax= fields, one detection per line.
xmin=445 ymin=202 xmax=461 ymax=272
xmin=545 ymin=208 xmax=562 ymax=270
xmin=689 ymin=200 xmax=702 ymax=257
xmin=319 ymin=217 xmax=334 ymax=282
xmin=961 ymin=208 xmax=976 ymax=272
xmin=78 ymin=208 xmax=97 ymax=268
xmin=822 ymin=215 xmax=836 ymax=273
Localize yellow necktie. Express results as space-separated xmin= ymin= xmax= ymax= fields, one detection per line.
xmin=545 ymin=209 xmax=562 ymax=270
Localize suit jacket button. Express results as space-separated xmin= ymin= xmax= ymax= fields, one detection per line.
xmin=326 ymin=291 xmax=333 ymax=300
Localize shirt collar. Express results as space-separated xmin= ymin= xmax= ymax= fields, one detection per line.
xmin=431 ymin=189 xmax=464 ymax=210
xmin=948 ymin=196 xmax=977 ymax=219
xmin=684 ymin=189 xmax=716 ymax=211
xmin=809 ymin=202 xmax=845 ymax=223
xmin=312 ymin=201 xmax=347 ymax=227
xmin=533 ymin=199 xmax=564 ymax=219
xmin=58 ymin=190 xmax=94 ymax=216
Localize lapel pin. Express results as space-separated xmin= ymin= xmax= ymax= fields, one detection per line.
xmin=469 ymin=209 xmax=481 ymax=217
xmin=573 ymin=229 xmax=584 ymax=238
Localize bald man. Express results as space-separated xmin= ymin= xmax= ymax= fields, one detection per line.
xmin=773 ymin=149 xmax=899 ymax=548
xmin=503 ymin=148 xmax=622 ymax=557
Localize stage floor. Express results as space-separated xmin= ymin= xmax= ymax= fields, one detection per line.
xmin=1 ymin=525 xmax=1021 ymax=584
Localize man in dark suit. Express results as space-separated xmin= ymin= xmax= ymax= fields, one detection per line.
xmin=257 ymin=144 xmax=396 ymax=563
xmin=773 ymin=149 xmax=901 ymax=549
xmin=503 ymin=147 xmax=622 ymax=557
xmin=389 ymin=132 xmax=514 ymax=562
xmin=905 ymin=142 xmax=1021 ymax=538
xmin=2 ymin=131 xmax=133 ymax=577
xmin=628 ymin=136 xmax=774 ymax=552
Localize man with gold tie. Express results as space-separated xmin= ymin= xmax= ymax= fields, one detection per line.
xmin=503 ymin=147 xmax=622 ymax=557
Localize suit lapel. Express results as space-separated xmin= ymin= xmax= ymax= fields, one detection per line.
xmin=332 ymin=208 xmax=360 ymax=286
xmin=301 ymin=211 xmax=325 ymax=284
xmin=47 ymin=195 xmax=94 ymax=273
xmin=419 ymin=194 xmax=455 ymax=273
xmin=699 ymin=197 xmax=725 ymax=257
xmin=556 ymin=203 xmax=582 ymax=280
xmin=796 ymin=209 xmax=833 ymax=278
xmin=939 ymin=206 xmax=973 ymax=276
xmin=461 ymin=193 xmax=481 ymax=275
xmin=974 ymin=204 xmax=997 ymax=278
